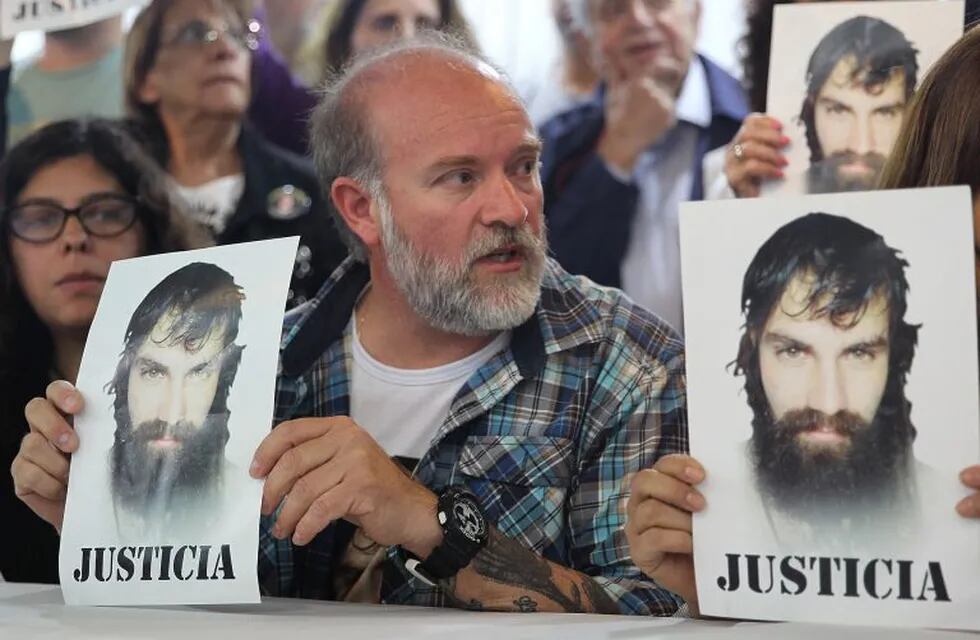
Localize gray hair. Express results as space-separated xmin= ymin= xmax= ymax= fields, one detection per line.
xmin=308 ymin=33 xmax=521 ymax=263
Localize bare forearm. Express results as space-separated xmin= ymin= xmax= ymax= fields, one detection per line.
xmin=444 ymin=528 xmax=620 ymax=614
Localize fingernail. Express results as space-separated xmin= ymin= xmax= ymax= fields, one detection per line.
xmin=956 ymin=497 xmax=977 ymax=517
xmin=777 ymin=170 xmax=785 ymax=178
xmin=963 ymin=468 xmax=980 ymax=484
xmin=684 ymin=466 xmax=703 ymax=482
xmin=57 ymin=433 xmax=72 ymax=449
xmin=250 ymin=459 xmax=262 ymax=477
xmin=686 ymin=492 xmax=705 ymax=510
xmin=64 ymin=394 xmax=79 ymax=411
xmin=779 ymin=157 xmax=789 ymax=167
xmin=780 ymin=136 xmax=790 ymax=145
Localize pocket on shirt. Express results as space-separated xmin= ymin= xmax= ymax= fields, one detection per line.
xmin=454 ymin=436 xmax=575 ymax=553
xmin=456 ymin=435 xmax=575 ymax=487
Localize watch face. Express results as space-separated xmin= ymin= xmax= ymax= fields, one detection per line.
xmin=453 ymin=496 xmax=487 ymax=543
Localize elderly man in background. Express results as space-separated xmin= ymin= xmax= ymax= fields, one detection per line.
xmin=540 ymin=0 xmax=747 ymax=333
xmin=14 ymin=35 xmax=688 ymax=615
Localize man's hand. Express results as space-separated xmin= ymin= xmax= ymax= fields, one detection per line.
xmin=625 ymin=454 xmax=705 ymax=614
xmin=724 ymin=113 xmax=789 ymax=198
xmin=597 ymin=57 xmax=680 ymax=175
xmin=957 ymin=465 xmax=980 ymax=518
xmin=251 ymin=417 xmax=442 ymax=555
xmin=11 ymin=381 xmax=83 ymax=533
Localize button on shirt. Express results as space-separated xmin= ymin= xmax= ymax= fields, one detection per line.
xmin=616 ymin=58 xmax=712 ymax=334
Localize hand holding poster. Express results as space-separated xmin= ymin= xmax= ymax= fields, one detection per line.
xmin=59 ymin=237 xmax=298 ymax=606
xmin=680 ymin=187 xmax=980 ymax=629
xmin=1 ymin=0 xmax=143 ymax=39
xmin=762 ymin=1 xmax=963 ymax=196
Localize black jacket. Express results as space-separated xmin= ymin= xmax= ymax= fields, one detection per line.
xmin=217 ymin=128 xmax=348 ymax=307
xmin=0 ymin=368 xmax=60 ymax=584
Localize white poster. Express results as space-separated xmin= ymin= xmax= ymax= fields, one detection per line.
xmin=680 ymin=187 xmax=980 ymax=629
xmin=764 ymin=1 xmax=963 ymax=196
xmin=59 ymin=237 xmax=298 ymax=606
xmin=1 ymin=0 xmax=144 ymax=39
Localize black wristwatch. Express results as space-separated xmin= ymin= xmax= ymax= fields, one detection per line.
xmin=402 ymin=487 xmax=488 ymax=587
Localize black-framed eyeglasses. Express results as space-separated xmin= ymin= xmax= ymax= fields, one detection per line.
xmin=162 ymin=19 xmax=260 ymax=52
xmin=5 ymin=194 xmax=141 ymax=243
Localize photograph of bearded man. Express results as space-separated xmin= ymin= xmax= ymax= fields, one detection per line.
xmin=798 ymin=16 xmax=918 ymax=194
xmin=732 ymin=212 xmax=931 ymax=546
xmin=760 ymin=2 xmax=964 ymax=198
xmin=105 ymin=262 xmax=245 ymax=541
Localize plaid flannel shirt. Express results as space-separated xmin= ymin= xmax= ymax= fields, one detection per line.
xmin=257 ymin=256 xmax=689 ymax=615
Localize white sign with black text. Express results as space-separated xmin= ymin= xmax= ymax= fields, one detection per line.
xmin=60 ymin=237 xmax=298 ymax=606
xmin=680 ymin=187 xmax=980 ymax=629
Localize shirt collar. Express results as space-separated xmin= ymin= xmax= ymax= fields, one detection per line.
xmin=279 ymin=257 xmax=605 ymax=380
xmin=675 ymin=55 xmax=712 ymax=129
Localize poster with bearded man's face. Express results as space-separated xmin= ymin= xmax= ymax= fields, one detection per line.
xmin=679 ymin=187 xmax=980 ymax=630
xmin=762 ymin=1 xmax=963 ymax=197
xmin=59 ymin=238 xmax=298 ymax=607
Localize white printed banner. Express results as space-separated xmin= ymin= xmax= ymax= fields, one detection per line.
xmin=60 ymin=237 xmax=298 ymax=606
xmin=1 ymin=0 xmax=144 ymax=39
xmin=680 ymin=187 xmax=980 ymax=629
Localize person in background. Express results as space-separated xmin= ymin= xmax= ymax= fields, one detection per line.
xmin=5 ymin=17 xmax=125 ymax=149
xmin=262 ymin=0 xmax=331 ymax=80
xmin=248 ymin=0 xmax=479 ymax=154
xmin=625 ymin=25 xmax=980 ymax=615
xmin=0 ymin=118 xmax=208 ymax=584
xmin=524 ymin=0 xmax=600 ymax=127
xmin=297 ymin=0 xmax=479 ymax=85
xmin=125 ymin=0 xmax=347 ymax=307
xmin=540 ymin=0 xmax=747 ymax=333
xmin=878 ymin=25 xmax=980 ymax=307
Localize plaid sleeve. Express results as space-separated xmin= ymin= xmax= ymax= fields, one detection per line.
xmin=566 ymin=320 xmax=689 ymax=615
xmin=256 ymin=363 xmax=315 ymax=597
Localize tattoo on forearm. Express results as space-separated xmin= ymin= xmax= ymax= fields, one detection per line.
xmin=463 ymin=528 xmax=620 ymax=614
xmin=513 ymin=596 xmax=538 ymax=612
xmin=441 ymin=576 xmax=485 ymax=611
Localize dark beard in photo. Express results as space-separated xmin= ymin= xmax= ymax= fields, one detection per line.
xmin=807 ymin=151 xmax=887 ymax=193
xmin=750 ymin=406 xmax=913 ymax=520
xmin=110 ymin=412 xmax=230 ymax=518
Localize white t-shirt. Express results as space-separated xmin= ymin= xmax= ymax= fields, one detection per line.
xmin=350 ymin=316 xmax=511 ymax=459
xmin=175 ymin=174 xmax=245 ymax=234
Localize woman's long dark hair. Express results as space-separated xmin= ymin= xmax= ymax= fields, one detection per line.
xmin=0 ymin=118 xmax=209 ymax=379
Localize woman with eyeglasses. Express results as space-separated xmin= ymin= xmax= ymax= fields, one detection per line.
xmin=0 ymin=118 xmax=208 ymax=584
xmin=125 ymin=0 xmax=347 ymax=308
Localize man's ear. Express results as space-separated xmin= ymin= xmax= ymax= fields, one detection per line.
xmin=331 ymin=177 xmax=381 ymax=250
